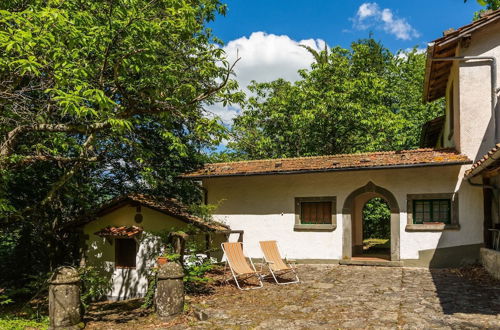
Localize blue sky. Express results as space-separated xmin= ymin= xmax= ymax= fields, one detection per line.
xmin=210 ymin=1 xmax=482 ymax=52
xmin=205 ymin=1 xmax=484 ymax=140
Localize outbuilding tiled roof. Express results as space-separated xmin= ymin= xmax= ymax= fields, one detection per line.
xmin=92 ymin=194 xmax=229 ymax=232
xmin=464 ymin=143 xmax=500 ymax=178
xmin=182 ymin=149 xmax=471 ymax=179
xmin=94 ymin=226 xmax=143 ymax=237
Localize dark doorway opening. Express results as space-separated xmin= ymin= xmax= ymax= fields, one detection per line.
xmin=362 ymin=197 xmax=391 ymax=259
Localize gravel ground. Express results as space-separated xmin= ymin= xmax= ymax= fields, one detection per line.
xmin=85 ymin=264 xmax=500 ymax=329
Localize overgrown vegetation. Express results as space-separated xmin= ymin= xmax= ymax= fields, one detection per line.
xmin=79 ymin=266 xmax=113 ymax=308
xmin=363 ymin=198 xmax=391 ymax=240
xmin=0 ymin=316 xmax=48 ymax=330
xmin=0 ymin=0 xmax=239 ymax=307
xmin=142 ymin=239 xmax=215 ymax=309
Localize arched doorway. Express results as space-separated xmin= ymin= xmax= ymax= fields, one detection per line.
xmin=360 ymin=197 xmax=391 ymax=259
xmin=342 ymin=182 xmax=400 ymax=261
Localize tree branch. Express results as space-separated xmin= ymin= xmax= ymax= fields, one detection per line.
xmin=38 ymin=133 xmax=97 ymax=207
xmin=0 ymin=122 xmax=109 ymax=157
xmin=4 ymin=155 xmax=99 ymax=167
xmin=190 ymin=56 xmax=241 ymax=104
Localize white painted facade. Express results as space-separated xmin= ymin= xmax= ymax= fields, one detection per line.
xmin=200 ymin=21 xmax=500 ymax=266
xmin=443 ymin=21 xmax=500 ymax=162
xmin=83 ymin=205 xmax=225 ymax=300
xmin=203 ymin=165 xmax=483 ymax=264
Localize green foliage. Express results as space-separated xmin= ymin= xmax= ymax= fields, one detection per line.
xmin=0 ymin=316 xmax=48 ymax=330
xmin=183 ymin=253 xmax=214 ymax=294
xmin=78 ymin=266 xmax=112 ymax=307
xmin=362 ymin=198 xmax=391 ymax=239
xmin=466 ymin=0 xmax=500 ymax=20
xmin=184 ymin=255 xmax=214 ymax=285
xmin=188 ymin=202 xmax=221 ymax=223
xmin=227 ymin=39 xmax=443 ymax=159
xmin=0 ymin=293 xmax=13 ymax=306
xmin=154 ymin=229 xmax=184 ymax=260
xmin=0 ymin=0 xmax=237 ymax=301
xmin=141 ymin=269 xmax=157 ymax=309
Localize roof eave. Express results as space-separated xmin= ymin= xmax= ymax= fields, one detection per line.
xmin=464 ymin=149 xmax=500 ymax=179
xmin=81 ymin=195 xmax=229 ymax=232
xmin=423 ymin=42 xmax=436 ymax=103
xmin=184 ymin=160 xmax=472 ymax=180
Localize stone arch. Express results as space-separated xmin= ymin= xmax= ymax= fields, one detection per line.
xmin=342 ymin=181 xmax=400 ymax=261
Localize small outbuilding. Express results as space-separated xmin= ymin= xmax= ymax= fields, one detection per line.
xmin=80 ymin=194 xmax=229 ymax=300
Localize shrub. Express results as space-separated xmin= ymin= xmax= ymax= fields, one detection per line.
xmin=78 ymin=266 xmax=112 ymax=307
xmin=0 ymin=316 xmax=49 ymax=330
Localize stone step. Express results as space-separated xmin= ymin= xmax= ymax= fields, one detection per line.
xmin=339 ymin=259 xmax=403 ymax=267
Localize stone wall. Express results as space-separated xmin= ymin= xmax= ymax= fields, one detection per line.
xmin=480 ymin=247 xmax=500 ymax=280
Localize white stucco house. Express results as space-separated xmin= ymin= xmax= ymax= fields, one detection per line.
xmin=182 ymin=10 xmax=500 ymax=268
xmin=80 ymin=194 xmax=228 ymax=300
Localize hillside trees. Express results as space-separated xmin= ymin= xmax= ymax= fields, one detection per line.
xmin=228 ymin=38 xmax=443 ymax=159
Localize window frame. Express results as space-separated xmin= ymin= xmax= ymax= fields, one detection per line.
xmin=115 ymin=238 xmax=138 ymax=269
xmin=406 ymin=193 xmax=460 ymax=231
xmin=294 ymin=196 xmax=336 ymax=231
xmin=412 ymin=199 xmax=451 ymax=224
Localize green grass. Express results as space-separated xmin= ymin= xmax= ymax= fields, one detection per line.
xmin=363 ymin=238 xmax=390 ymax=249
xmin=0 ymin=316 xmax=48 ymax=330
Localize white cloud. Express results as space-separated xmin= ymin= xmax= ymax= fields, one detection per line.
xmin=395 ymin=47 xmax=426 ymax=59
xmin=206 ymin=32 xmax=327 ymax=125
xmin=352 ymin=2 xmax=420 ymax=40
xmin=358 ymin=3 xmax=379 ymax=21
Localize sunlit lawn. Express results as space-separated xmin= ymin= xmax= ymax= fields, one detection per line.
xmin=363 ymin=238 xmax=390 ymax=250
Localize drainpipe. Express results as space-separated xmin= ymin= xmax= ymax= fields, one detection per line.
xmin=430 ymin=56 xmax=500 ymax=143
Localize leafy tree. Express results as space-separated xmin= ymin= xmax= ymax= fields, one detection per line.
xmin=0 ymin=0 xmax=240 ymax=294
xmin=363 ymin=198 xmax=390 ymax=240
xmin=228 ymin=39 xmax=443 ymax=159
xmin=465 ymin=0 xmax=500 ymax=19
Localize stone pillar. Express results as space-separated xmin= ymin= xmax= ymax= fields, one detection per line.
xmin=48 ymin=266 xmax=82 ymax=330
xmin=155 ymin=262 xmax=184 ymax=319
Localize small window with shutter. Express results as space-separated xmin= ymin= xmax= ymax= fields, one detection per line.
xmin=295 ymin=197 xmax=337 ymax=231
xmin=300 ymin=201 xmax=332 ymax=224
xmin=115 ymin=238 xmax=137 ymax=268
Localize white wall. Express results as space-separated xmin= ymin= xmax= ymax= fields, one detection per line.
xmin=203 ymin=165 xmax=483 ymax=262
xmin=83 ymin=205 xmax=221 ymax=300
xmin=456 ymin=22 xmax=500 ymax=161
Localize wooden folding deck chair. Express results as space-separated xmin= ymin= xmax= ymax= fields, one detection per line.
xmin=221 ymin=242 xmax=263 ymax=290
xmin=259 ymin=240 xmax=300 ymax=285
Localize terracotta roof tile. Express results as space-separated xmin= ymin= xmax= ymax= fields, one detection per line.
xmin=95 ymin=194 xmax=229 ymax=232
xmin=182 ymin=149 xmax=471 ymax=179
xmin=95 ymin=226 xmax=143 ymax=237
xmin=464 ymin=143 xmax=500 ymax=177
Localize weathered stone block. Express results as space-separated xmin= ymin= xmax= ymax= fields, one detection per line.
xmin=155 ymin=261 xmax=184 ymax=319
xmin=48 ymin=266 xmax=82 ymax=330
xmin=480 ymin=247 xmax=500 ymax=280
